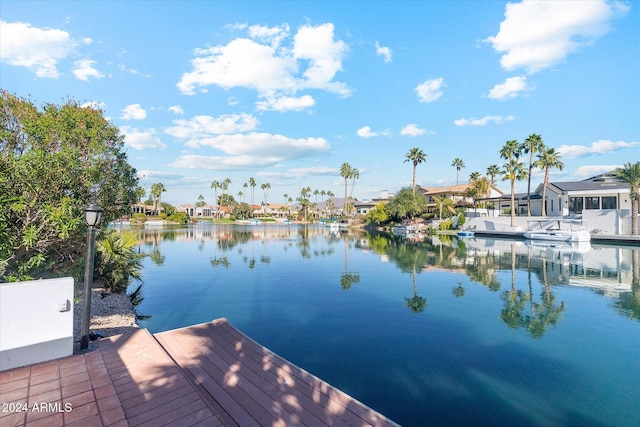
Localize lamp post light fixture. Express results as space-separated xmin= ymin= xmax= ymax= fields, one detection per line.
xmin=80 ymin=203 xmax=104 ymax=350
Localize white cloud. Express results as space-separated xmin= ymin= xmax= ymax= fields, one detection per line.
xmin=255 ymin=94 xmax=315 ymax=112
xmin=177 ymin=22 xmax=350 ymax=109
xmin=375 ymin=41 xmax=392 ymax=63
xmin=168 ymin=105 xmax=184 ymax=115
xmin=248 ymin=23 xmax=290 ymax=47
xmin=557 ymin=139 xmax=639 ymax=158
xmin=0 ymin=20 xmax=77 ymax=78
xmin=118 ymin=63 xmax=150 ymax=77
xmin=357 ymin=126 xmax=379 ymax=138
xmin=137 ymin=170 xmax=183 ymax=181
xmin=165 ymin=114 xmax=258 ymax=139
xmin=574 ymin=164 xmax=622 ymax=178
xmin=486 ymin=0 xmax=629 ymax=73
xmin=258 ymin=166 xmax=337 ymax=180
xmin=182 ymin=132 xmax=329 ymax=158
xmin=72 ymin=59 xmax=104 ymax=81
xmin=400 ymin=124 xmax=427 ymax=136
xmin=121 ymin=127 xmax=167 ymax=150
xmin=488 ymin=76 xmax=534 ymax=100
xmin=120 ymin=104 xmax=147 ymax=120
xmin=454 ymin=115 xmax=515 ymax=126
xmin=415 ymin=78 xmax=444 ymax=103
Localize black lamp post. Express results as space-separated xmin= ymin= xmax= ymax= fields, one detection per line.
xmin=80 ymin=203 xmax=104 ymax=350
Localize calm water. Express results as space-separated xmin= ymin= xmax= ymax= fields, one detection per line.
xmin=134 ymin=224 xmax=640 ymax=427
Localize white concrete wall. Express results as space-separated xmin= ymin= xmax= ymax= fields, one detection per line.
xmin=583 ymin=209 xmax=631 ymax=235
xmin=0 ymin=277 xmax=74 ymax=371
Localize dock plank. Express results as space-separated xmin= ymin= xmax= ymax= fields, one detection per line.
xmin=157 ymin=319 xmax=398 ymax=427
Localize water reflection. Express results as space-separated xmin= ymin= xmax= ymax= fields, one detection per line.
xmin=138 ymin=225 xmax=639 ymax=328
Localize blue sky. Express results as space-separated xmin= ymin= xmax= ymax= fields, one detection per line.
xmin=1 ymin=1 xmax=638 ymax=206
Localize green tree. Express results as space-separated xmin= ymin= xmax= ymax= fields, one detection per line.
xmin=134 ymin=186 xmax=146 ymax=204
xmin=232 ymin=202 xmax=252 ymax=219
xmin=521 ymin=134 xmax=545 ymax=216
xmin=297 ymin=187 xmax=312 ymax=222
xmin=150 ymin=183 xmax=166 ymax=215
xmin=95 ymin=230 xmax=144 ymax=293
xmin=221 ymin=178 xmax=231 ymax=198
xmin=365 ymin=203 xmax=389 ymax=225
xmin=451 ymin=158 xmax=465 ymax=185
xmin=469 ymin=171 xmax=480 ymax=182
xmin=534 ymin=147 xmax=564 ymax=217
xmin=0 ymin=91 xmax=138 ymax=280
xmin=499 ymin=140 xmax=524 ymax=227
xmin=261 ymin=182 xmax=271 ymax=212
xmin=613 ymin=161 xmax=640 ymax=235
xmin=210 ymin=180 xmax=220 ymax=207
xmin=386 ymin=187 xmax=427 ymax=220
xmin=487 ymin=164 xmax=500 ymax=185
xmin=340 ymin=163 xmax=353 ymax=215
xmin=502 ymin=159 xmax=528 ymax=226
xmin=404 ymin=148 xmax=427 ymax=196
xmin=349 ymin=168 xmax=360 ymax=212
xmin=248 ymin=177 xmax=256 ymax=204
xmin=434 ymin=195 xmax=456 ymax=220
xmin=196 ymin=194 xmax=206 ymax=207
xmin=218 ymin=193 xmax=236 ymax=207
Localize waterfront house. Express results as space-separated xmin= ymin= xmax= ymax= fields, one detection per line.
xmin=537 ymin=172 xmax=631 ymax=217
xmin=421 ymin=184 xmax=504 ymax=214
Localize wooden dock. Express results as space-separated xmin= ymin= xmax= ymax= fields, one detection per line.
xmin=0 ymin=318 xmax=398 ymax=426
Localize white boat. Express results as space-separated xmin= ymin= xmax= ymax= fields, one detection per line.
xmin=144 ymin=220 xmax=165 ymax=227
xmin=523 ymin=219 xmax=591 ymax=243
xmin=392 ymin=225 xmax=419 ymax=236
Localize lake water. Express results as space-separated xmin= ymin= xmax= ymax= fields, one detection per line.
xmin=134 ymin=224 xmax=639 ymax=427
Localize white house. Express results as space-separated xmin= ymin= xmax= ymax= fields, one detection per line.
xmin=539 ymin=173 xmax=631 ymax=217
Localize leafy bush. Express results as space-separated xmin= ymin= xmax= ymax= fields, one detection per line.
xmin=166 ymin=212 xmax=189 ymax=223
xmin=439 ymin=219 xmax=453 ymax=230
xmin=95 ymin=230 xmax=144 ymax=293
xmin=457 ymin=213 xmax=466 ymax=228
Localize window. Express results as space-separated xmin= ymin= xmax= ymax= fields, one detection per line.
xmin=569 ymin=197 xmax=583 ymax=214
xmin=585 ymin=197 xmax=600 ymax=210
xmin=602 ymin=196 xmax=617 ymax=209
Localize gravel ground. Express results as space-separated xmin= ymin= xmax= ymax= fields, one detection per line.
xmin=73 ymin=281 xmax=138 ymax=352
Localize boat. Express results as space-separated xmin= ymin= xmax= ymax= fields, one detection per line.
xmin=457 ymin=230 xmax=475 ymax=237
xmin=523 ymin=219 xmax=591 ymax=243
xmin=392 ymin=225 xmax=419 ymax=236
xmin=144 ymin=220 xmax=165 ymax=227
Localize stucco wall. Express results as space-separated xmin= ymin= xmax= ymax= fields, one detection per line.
xmin=0 ymin=277 xmax=74 ymax=371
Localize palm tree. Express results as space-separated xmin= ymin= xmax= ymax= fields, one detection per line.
xmin=534 ymin=147 xmax=564 ymax=217
xmin=150 ymin=182 xmax=166 ymax=215
xmin=469 ymin=171 xmax=481 ymax=182
xmin=487 ymin=164 xmax=500 ymax=185
xmin=249 ymin=177 xmax=256 ymax=204
xmin=502 ymin=158 xmax=528 ymax=227
xmin=466 ymin=175 xmax=491 ymax=210
xmin=211 ymin=180 xmax=220 ymax=207
xmin=340 ymin=163 xmax=353 ymax=215
xmin=261 ymin=182 xmax=271 ymax=213
xmin=221 ymin=178 xmax=231 ymax=200
xmin=320 ymin=189 xmax=327 ymax=203
xmin=499 ymin=140 xmax=523 ymax=227
xmin=404 ymin=147 xmax=427 ymax=196
xmin=434 ymin=195 xmax=456 ymax=221
xmin=243 ymin=182 xmax=248 ymax=201
xmin=521 ymin=134 xmax=545 ymax=216
xmin=349 ymin=168 xmax=360 ymax=213
xmin=613 ymin=161 xmax=640 ymax=235
xmin=451 ymin=158 xmax=465 ymax=185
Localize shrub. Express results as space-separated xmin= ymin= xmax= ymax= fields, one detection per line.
xmin=439 ymin=219 xmax=453 ymax=230
xmin=95 ymin=230 xmax=144 ymax=293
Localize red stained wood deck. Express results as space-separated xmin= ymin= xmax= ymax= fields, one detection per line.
xmin=0 ymin=318 xmax=398 ymax=426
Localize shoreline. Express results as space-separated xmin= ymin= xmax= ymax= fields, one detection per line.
xmin=73 ymin=281 xmax=138 ymax=353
